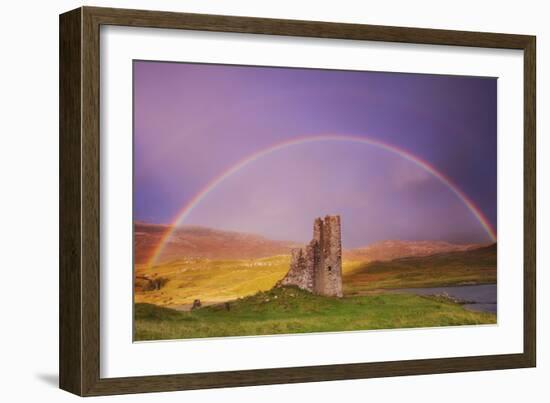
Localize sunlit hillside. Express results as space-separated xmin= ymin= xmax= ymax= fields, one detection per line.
xmin=134 ymin=256 xmax=364 ymax=308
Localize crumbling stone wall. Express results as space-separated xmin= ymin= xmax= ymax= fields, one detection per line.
xmin=278 ymin=247 xmax=315 ymax=292
xmin=278 ymin=215 xmax=343 ymax=297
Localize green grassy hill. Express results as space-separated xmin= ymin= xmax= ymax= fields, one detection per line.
xmin=344 ymin=244 xmax=497 ymax=295
xmin=135 ymin=286 xmax=496 ymax=341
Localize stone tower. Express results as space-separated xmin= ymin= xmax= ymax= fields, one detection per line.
xmin=278 ymin=215 xmax=343 ymax=297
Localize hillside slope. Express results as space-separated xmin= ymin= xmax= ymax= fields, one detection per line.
xmin=344 ymin=243 xmax=497 ymax=294
xmin=344 ymin=240 xmax=485 ymax=262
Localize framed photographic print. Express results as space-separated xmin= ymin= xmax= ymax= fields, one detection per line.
xmin=59 ymin=6 xmax=536 ymax=396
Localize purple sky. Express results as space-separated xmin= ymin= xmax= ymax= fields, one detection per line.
xmin=133 ymin=61 xmax=497 ymax=247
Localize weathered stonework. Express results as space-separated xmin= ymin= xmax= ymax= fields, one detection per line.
xmin=278 ymin=215 xmax=343 ymax=297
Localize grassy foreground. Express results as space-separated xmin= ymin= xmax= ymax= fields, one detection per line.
xmin=134 ymin=286 xmax=496 ymax=341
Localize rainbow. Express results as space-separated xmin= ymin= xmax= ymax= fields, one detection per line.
xmin=146 ymin=134 xmax=496 ymax=267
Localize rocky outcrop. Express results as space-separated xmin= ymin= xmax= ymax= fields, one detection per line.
xmin=191 ymin=299 xmax=202 ymax=310
xmin=278 ymin=215 xmax=343 ymax=297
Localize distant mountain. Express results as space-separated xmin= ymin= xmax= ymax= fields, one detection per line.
xmin=344 ymin=240 xmax=487 ymax=262
xmin=135 ymin=222 xmax=489 ymax=265
xmin=134 ymin=222 xmax=300 ymax=264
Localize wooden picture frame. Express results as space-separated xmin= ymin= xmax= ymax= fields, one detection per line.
xmin=59 ymin=6 xmax=536 ymax=396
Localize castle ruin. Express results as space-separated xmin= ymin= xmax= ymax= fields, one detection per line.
xmin=278 ymin=215 xmax=343 ymax=297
